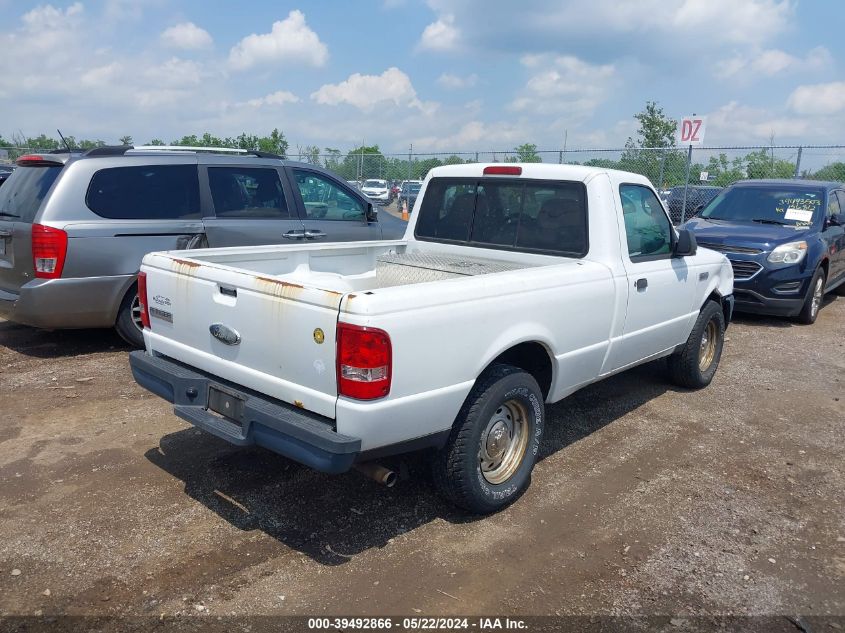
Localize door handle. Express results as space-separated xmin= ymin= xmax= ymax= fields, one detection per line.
xmin=304 ymin=230 xmax=326 ymax=240
xmin=635 ymin=278 xmax=648 ymax=291
xmin=0 ymin=230 xmax=11 ymax=237
xmin=283 ymin=230 xmax=305 ymax=240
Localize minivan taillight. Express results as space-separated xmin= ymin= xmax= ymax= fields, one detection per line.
xmin=137 ymin=272 xmax=150 ymax=330
xmin=31 ymin=224 xmax=68 ymax=279
xmin=337 ymin=322 xmax=391 ymax=400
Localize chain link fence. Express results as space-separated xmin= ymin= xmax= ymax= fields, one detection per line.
xmin=4 ymin=143 xmax=845 ymax=225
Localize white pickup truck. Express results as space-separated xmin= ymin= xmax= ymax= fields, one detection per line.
xmin=129 ymin=163 xmax=734 ymax=513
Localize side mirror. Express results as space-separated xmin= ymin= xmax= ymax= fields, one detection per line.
xmin=674 ymin=229 xmax=697 ymax=257
xmin=366 ymin=203 xmax=378 ymax=223
xmin=825 ymin=213 xmax=843 ymax=228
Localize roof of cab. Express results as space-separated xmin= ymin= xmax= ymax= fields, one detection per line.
xmin=425 ymin=162 xmax=653 ymax=185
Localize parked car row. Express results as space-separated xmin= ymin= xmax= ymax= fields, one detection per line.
xmin=0 ymin=164 xmax=14 ymax=187
xmin=0 ymin=146 xmax=405 ymax=348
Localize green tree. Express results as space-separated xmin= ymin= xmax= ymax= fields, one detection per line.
xmin=514 ymin=143 xmax=542 ymax=163
xmin=704 ymin=153 xmax=746 ymax=187
xmin=148 ymin=139 xmax=165 ymax=146
xmin=442 ymin=155 xmax=466 ymax=166
xmin=812 ymin=162 xmax=845 ymax=181
xmin=621 ymin=101 xmax=680 ymax=186
xmin=745 ymin=149 xmax=795 ymax=179
xmin=119 ymin=135 xmax=133 ymax=146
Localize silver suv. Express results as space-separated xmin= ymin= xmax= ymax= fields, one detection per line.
xmin=0 ymin=146 xmax=404 ymax=347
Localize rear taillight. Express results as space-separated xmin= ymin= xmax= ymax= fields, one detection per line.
xmin=31 ymin=224 xmax=68 ymax=279
xmin=337 ymin=322 xmax=391 ymax=400
xmin=137 ymin=272 xmax=150 ymax=329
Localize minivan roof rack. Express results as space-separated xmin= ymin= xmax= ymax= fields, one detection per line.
xmin=83 ymin=145 xmax=133 ymax=156
xmin=130 ymin=145 xmax=248 ymax=154
xmin=80 ymin=145 xmax=286 ymax=159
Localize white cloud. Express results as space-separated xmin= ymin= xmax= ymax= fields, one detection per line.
xmin=672 ymin=0 xmax=792 ymax=46
xmin=509 ymin=54 xmax=615 ymax=118
xmin=707 ymin=101 xmax=810 ymax=142
xmin=437 ymin=73 xmax=478 ymax=89
xmin=418 ymin=14 xmax=460 ymax=52
xmin=160 ymin=22 xmax=212 ymax=50
xmin=717 ymin=46 xmax=831 ymax=79
xmin=21 ymin=2 xmax=83 ymax=31
xmin=413 ymin=120 xmax=528 ymax=151
xmin=787 ymin=82 xmax=845 ymax=116
xmin=311 ymin=67 xmax=435 ymax=113
xmin=228 ymin=10 xmax=328 ymax=71
xmin=244 ymin=90 xmax=300 ymax=108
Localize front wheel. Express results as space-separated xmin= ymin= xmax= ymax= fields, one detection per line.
xmin=432 ymin=364 xmax=544 ymax=514
xmin=797 ymin=268 xmax=825 ymax=325
xmin=114 ymin=285 xmax=144 ymax=348
xmin=668 ymin=300 xmax=725 ymax=389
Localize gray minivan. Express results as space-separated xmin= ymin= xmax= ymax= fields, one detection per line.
xmin=0 ymin=146 xmax=405 ymax=347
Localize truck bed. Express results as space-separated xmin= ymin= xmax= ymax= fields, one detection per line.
xmin=178 ymin=242 xmax=541 ymax=293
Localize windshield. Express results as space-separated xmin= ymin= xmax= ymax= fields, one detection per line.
xmin=364 ymin=180 xmax=385 ymax=188
xmin=403 ymin=183 xmax=421 ymax=194
xmin=0 ymin=165 xmax=62 ymax=223
xmin=700 ymin=186 xmax=824 ymax=225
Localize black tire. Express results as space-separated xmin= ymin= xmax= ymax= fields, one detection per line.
xmin=668 ymin=300 xmax=725 ymax=389
xmin=114 ymin=285 xmax=144 ymax=348
xmin=432 ymin=364 xmax=545 ymax=514
xmin=797 ymin=268 xmax=826 ymax=325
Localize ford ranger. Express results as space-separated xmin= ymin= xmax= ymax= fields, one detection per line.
xmin=129 ymin=164 xmax=734 ymax=513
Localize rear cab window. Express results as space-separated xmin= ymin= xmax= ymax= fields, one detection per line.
xmin=86 ymin=165 xmax=201 ymax=220
xmin=415 ymin=177 xmax=588 ymax=256
xmin=0 ymin=165 xmax=63 ymax=223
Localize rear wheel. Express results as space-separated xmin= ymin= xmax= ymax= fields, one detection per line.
xmin=114 ymin=285 xmax=144 ymax=348
xmin=432 ymin=364 xmax=544 ymax=514
xmin=797 ymin=268 xmax=825 ymax=325
xmin=668 ymin=300 xmax=725 ymax=389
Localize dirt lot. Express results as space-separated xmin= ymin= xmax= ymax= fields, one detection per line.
xmin=0 ymin=296 xmax=843 ymax=627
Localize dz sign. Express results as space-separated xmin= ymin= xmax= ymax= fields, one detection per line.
xmin=679 ymin=116 xmax=706 ymax=145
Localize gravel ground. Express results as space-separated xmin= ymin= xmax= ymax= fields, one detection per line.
xmin=0 ymin=295 xmax=843 ymax=630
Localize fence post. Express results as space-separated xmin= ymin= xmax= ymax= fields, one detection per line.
xmin=408 ymin=144 xmax=412 ymax=182
xmin=794 ymin=146 xmax=803 ymax=179
xmin=680 ymin=145 xmax=693 ymax=224
xmin=657 ymin=148 xmax=666 ymax=190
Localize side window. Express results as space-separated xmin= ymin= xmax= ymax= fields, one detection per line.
xmin=208 ymin=167 xmax=290 ymax=218
xmin=836 ymin=191 xmax=845 ymax=216
xmin=292 ymin=170 xmax=365 ymax=222
xmin=827 ymin=191 xmax=842 ymax=218
xmin=86 ymin=165 xmax=200 ymax=220
xmin=620 ymin=184 xmax=672 ymax=260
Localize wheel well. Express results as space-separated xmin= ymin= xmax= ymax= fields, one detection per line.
xmin=705 ymin=291 xmax=730 ymax=325
xmin=819 ymin=258 xmax=829 ymax=279
xmin=485 ymin=342 xmax=553 ymax=399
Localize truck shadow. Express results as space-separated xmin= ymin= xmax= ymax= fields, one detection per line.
xmin=144 ymin=361 xmax=673 ymax=566
xmin=0 ymin=320 xmax=128 ymax=358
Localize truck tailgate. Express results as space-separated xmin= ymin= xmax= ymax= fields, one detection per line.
xmin=142 ymin=256 xmax=343 ymax=419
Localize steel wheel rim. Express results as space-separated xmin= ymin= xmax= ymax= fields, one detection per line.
xmin=479 ymin=399 xmax=530 ymax=485
xmin=130 ymin=294 xmax=143 ymax=332
xmin=811 ymin=277 xmax=823 ymax=318
xmin=698 ymin=319 xmax=718 ymax=372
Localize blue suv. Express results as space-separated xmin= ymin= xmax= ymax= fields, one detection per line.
xmin=683 ymin=179 xmax=845 ymax=324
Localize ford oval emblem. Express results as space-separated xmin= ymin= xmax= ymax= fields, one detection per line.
xmin=209 ymin=323 xmax=241 ymax=346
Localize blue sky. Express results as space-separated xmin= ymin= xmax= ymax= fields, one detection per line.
xmin=1 ymin=0 xmax=843 ymax=155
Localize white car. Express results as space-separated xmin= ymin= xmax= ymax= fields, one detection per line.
xmin=130 ymin=163 xmax=734 ymax=513
xmin=361 ymin=178 xmax=390 ymax=202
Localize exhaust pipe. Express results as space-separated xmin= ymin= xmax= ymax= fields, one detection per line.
xmin=354 ymin=462 xmax=397 ymax=488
